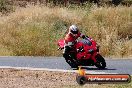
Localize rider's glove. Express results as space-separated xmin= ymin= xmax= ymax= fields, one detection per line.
xmin=82 ymin=35 xmax=86 ymax=39
xmin=82 ymin=35 xmax=89 ymax=39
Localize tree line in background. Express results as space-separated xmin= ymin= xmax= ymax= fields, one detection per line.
xmin=0 ymin=0 xmax=131 ymax=15
xmin=13 ymin=0 xmax=132 ymax=6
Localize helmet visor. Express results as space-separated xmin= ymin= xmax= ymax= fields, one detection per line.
xmin=71 ymin=30 xmax=78 ymax=34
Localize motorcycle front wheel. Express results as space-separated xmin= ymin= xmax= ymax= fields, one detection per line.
xmin=95 ymin=54 xmax=106 ymax=69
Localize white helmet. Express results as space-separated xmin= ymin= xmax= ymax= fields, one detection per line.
xmin=69 ymin=25 xmax=78 ymax=34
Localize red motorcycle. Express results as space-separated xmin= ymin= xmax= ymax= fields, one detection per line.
xmin=57 ymin=37 xmax=106 ymax=69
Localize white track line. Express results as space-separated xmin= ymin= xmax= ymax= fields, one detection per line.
xmin=0 ymin=66 xmax=118 ymax=74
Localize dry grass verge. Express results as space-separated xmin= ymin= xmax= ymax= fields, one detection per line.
xmin=0 ymin=4 xmax=131 ymax=57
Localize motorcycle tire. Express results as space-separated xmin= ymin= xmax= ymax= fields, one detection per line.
xmin=95 ymin=54 xmax=106 ymax=69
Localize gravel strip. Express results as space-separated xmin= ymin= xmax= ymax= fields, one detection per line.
xmin=0 ymin=68 xmax=80 ymax=88
xmin=0 ymin=68 xmax=131 ymax=88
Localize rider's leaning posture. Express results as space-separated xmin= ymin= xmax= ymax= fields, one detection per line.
xmin=63 ymin=25 xmax=86 ymax=60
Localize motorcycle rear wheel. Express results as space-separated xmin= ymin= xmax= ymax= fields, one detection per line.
xmin=64 ymin=54 xmax=79 ymax=68
xmin=66 ymin=58 xmax=78 ymax=68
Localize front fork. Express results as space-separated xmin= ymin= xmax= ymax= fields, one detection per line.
xmin=91 ymin=45 xmax=100 ymax=63
xmin=91 ymin=52 xmax=98 ymax=63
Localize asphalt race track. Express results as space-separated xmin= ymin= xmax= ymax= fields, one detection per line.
xmin=0 ymin=57 xmax=132 ymax=74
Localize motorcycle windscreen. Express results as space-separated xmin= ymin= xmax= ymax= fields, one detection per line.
xmin=80 ymin=39 xmax=92 ymax=46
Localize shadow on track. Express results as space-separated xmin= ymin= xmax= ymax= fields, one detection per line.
xmin=85 ymin=68 xmax=116 ymax=70
xmin=72 ymin=67 xmax=116 ymax=70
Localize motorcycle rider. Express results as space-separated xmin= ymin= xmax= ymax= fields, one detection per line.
xmin=63 ymin=25 xmax=86 ymax=60
xmin=63 ymin=25 xmax=98 ymax=64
